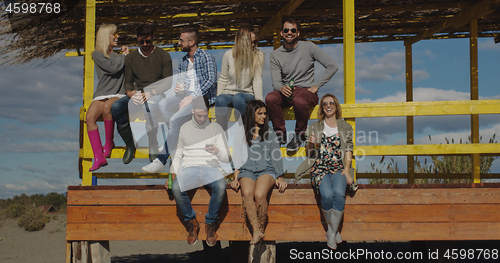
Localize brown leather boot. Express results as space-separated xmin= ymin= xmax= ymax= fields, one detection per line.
xmin=256 ymin=203 xmax=268 ymax=232
xmin=186 ymin=218 xmax=200 ymax=245
xmin=243 ymin=200 xmax=265 ymax=245
xmin=205 ymin=223 xmax=218 ymax=247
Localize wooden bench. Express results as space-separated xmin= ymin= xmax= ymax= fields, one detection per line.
xmin=66 ymin=183 xmax=500 ymax=262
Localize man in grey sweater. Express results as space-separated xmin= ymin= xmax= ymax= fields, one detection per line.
xmin=265 ymin=17 xmax=338 ymax=152
xmin=111 ymin=24 xmax=173 ymax=164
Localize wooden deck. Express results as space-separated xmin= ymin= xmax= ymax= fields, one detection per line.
xmin=66 ymin=183 xmax=500 ymax=242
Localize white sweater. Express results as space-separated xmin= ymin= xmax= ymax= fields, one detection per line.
xmin=217 ymin=49 xmax=264 ymax=101
xmin=171 ymin=118 xmax=230 ymax=174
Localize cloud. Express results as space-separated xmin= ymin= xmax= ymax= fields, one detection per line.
xmin=413 ymin=123 xmax=500 ymax=145
xmin=413 ymin=70 xmax=430 ymax=82
xmin=0 ymin=123 xmax=78 ymax=143
xmin=0 ymin=55 xmax=83 ymax=123
xmin=356 ymin=87 xmax=490 ymax=103
xmin=19 ymin=165 xmax=46 ymax=174
xmin=0 ymin=179 xmax=80 ymax=199
xmin=0 ymin=166 xmax=13 ymax=171
xmin=479 ymin=39 xmax=500 ymax=51
xmin=0 ymin=141 xmax=79 ymax=153
xmin=356 ymin=51 xmax=404 ymax=82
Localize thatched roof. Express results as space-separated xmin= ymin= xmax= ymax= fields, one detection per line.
xmin=1 ymin=0 xmax=499 ymax=65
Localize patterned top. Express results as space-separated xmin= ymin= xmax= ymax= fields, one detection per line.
xmin=310 ymin=133 xmax=344 ymax=189
xmin=179 ymin=48 xmax=217 ymax=105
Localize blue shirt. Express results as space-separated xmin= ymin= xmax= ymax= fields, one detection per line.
xmin=179 ymin=48 xmax=217 ymax=105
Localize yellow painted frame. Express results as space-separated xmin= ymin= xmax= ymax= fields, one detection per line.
xmin=78 ymin=0 xmax=500 ymax=184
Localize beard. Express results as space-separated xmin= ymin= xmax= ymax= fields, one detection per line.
xmin=181 ymin=45 xmax=191 ymax=52
xmin=283 ymin=35 xmax=297 ymax=45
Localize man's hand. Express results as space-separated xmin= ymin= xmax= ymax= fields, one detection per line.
xmin=131 ymin=91 xmax=143 ymax=105
xmin=179 ymin=95 xmax=194 ymax=109
xmin=205 ymin=144 xmax=219 ymax=155
xmin=174 ymin=82 xmax=184 ymax=94
xmin=308 ymin=86 xmax=318 ymax=94
xmin=280 ymin=86 xmax=292 ymax=97
xmin=121 ymin=46 xmax=129 ymax=55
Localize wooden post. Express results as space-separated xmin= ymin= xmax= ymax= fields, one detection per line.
xmin=405 ymin=44 xmax=415 ymax=184
xmin=273 ymin=26 xmax=281 ymax=50
xmin=343 ymin=0 xmax=356 ymax=179
xmin=90 ymin=241 xmax=111 ymax=263
xmin=81 ymin=0 xmax=96 ymax=186
xmin=248 ymin=241 xmax=277 ymax=263
xmin=470 ymin=19 xmax=480 ymax=183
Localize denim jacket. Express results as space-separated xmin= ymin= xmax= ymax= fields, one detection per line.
xmin=295 ymin=118 xmax=354 ymax=179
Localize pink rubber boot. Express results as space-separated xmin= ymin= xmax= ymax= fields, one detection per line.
xmin=103 ymin=119 xmax=115 ymax=158
xmin=88 ymin=129 xmax=108 ymax=171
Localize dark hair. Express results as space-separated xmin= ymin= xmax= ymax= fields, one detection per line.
xmin=181 ymin=27 xmax=200 ymax=45
xmin=282 ymin=17 xmax=300 ymax=32
xmin=318 ymin=93 xmax=342 ymax=120
xmin=243 ymin=100 xmax=269 ymax=146
xmin=192 ymin=96 xmax=209 ymax=111
xmin=137 ymin=24 xmax=154 ymax=38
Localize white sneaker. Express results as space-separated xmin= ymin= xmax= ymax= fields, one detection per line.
xmin=142 ymin=158 xmax=165 ymax=173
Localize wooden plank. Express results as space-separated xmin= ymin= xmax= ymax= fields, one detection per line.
xmin=347 ymin=188 xmax=500 ymax=205
xmin=257 ymin=0 xmax=306 ymax=39
xmin=342 ymin=100 xmax=500 ymax=118
xmin=357 ymin=143 xmax=500 ymax=156
xmin=405 ymin=0 xmax=500 ymax=45
xmin=67 ymin=204 xmax=500 ymax=224
xmin=345 ymin=204 xmax=500 ymax=223
xmin=67 ymin=187 xmax=500 ymax=206
xmin=66 ymin=221 xmax=500 ymax=241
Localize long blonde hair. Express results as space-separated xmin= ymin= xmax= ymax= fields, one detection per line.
xmin=95 ymin=24 xmax=117 ymax=57
xmin=233 ymin=26 xmax=263 ymax=87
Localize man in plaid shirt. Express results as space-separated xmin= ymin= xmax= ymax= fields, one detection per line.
xmin=143 ymin=27 xmax=217 ymax=173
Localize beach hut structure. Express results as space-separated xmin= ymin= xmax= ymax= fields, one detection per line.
xmin=3 ymin=0 xmax=500 ymax=262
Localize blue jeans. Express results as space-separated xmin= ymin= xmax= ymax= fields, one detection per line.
xmin=318 ymin=171 xmax=347 ymax=212
xmin=171 ymin=167 xmax=226 ymax=224
xmin=214 ymin=93 xmax=255 ymax=132
xmin=156 ymin=91 xmax=194 ymax=164
xmin=111 ymin=94 xmax=163 ymax=132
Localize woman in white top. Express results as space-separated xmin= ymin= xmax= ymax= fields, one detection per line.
xmin=87 ymin=24 xmax=129 ymax=171
xmin=215 ymin=25 xmax=265 ymax=133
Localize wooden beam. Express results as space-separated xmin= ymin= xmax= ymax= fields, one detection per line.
xmin=405 ymin=0 xmax=500 ymax=45
xmin=257 ymin=0 xmax=306 ymax=39
xmin=405 ymin=44 xmax=414 ymax=184
xmin=82 ymin=0 xmax=96 ymax=186
xmin=341 ymin=100 xmax=500 ymax=118
xmin=95 ymin=0 xmax=288 ymax=6
xmin=356 ymin=144 xmax=500 ymax=157
xmin=470 ymin=18 xmax=481 ymax=183
xmin=343 ymin=0 xmax=356 ymax=180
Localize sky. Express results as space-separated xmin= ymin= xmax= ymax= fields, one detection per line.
xmin=0 ymin=37 xmax=499 ymax=199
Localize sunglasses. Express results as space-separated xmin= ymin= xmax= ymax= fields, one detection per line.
xmin=283 ymin=28 xmax=297 ymax=34
xmin=322 ymin=101 xmax=335 ymax=107
xmin=138 ymin=39 xmax=153 ymax=45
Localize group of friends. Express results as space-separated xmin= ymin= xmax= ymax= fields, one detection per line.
xmin=87 ymin=18 xmax=354 ymax=249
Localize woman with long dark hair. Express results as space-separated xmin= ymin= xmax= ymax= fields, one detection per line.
xmin=215 ymin=26 xmax=264 ymax=133
xmin=230 ymin=100 xmax=287 ymax=244
xmin=296 ymin=94 xmax=354 ymax=250
xmin=87 ymin=24 xmax=129 ymax=171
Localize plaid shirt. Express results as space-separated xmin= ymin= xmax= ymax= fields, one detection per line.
xmin=179 ymin=48 xmax=217 ymax=105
